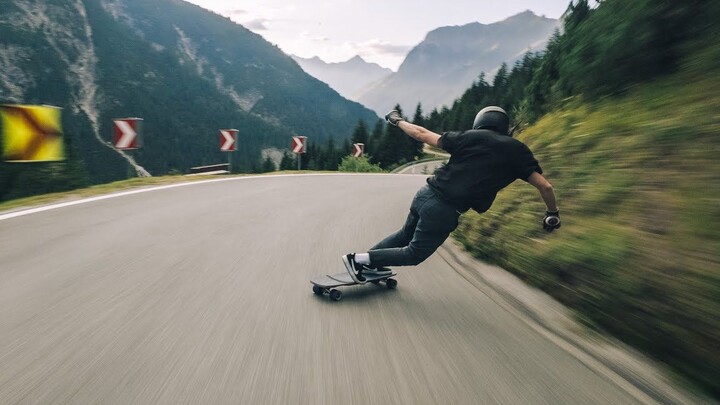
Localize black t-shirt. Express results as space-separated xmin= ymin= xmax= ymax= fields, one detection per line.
xmin=427 ymin=129 xmax=542 ymax=213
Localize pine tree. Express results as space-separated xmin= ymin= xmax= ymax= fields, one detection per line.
xmin=410 ymin=104 xmax=426 ymax=157
xmin=351 ymin=120 xmax=369 ymax=145
xmin=279 ymin=152 xmax=294 ymax=170
xmin=376 ymin=104 xmax=408 ymax=169
xmin=262 ymin=156 xmax=276 ymax=172
xmin=323 ymin=137 xmax=336 ymax=170
xmin=368 ymin=119 xmax=384 ymax=164
xmin=426 ymin=108 xmax=441 ymax=133
xmin=492 ymin=62 xmax=509 ymax=101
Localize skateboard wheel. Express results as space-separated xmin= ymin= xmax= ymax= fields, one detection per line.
xmin=386 ymin=278 xmax=397 ymax=289
xmin=329 ymin=289 xmax=342 ymax=301
xmin=313 ymin=285 xmax=324 ymax=295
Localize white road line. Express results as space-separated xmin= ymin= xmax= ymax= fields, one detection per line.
xmin=0 ymin=173 xmax=419 ymax=222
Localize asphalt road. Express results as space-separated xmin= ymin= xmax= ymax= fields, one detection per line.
xmin=0 ymin=174 xmax=641 ymax=404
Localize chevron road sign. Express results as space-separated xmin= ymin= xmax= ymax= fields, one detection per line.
xmin=113 ymin=118 xmax=142 ymax=150
xmin=352 ymin=143 xmax=364 ymax=158
xmin=291 ymin=136 xmax=307 ymax=154
xmin=0 ymin=104 xmax=64 ymax=162
xmin=220 ymin=129 xmax=238 ymax=152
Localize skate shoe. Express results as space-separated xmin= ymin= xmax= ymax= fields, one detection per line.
xmin=341 ymin=253 xmax=366 ymax=284
xmin=361 ymin=265 xmax=393 ymax=276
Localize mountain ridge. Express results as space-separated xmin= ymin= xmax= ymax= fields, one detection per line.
xmin=357 ymin=11 xmax=559 ymax=114
xmin=0 ymin=0 xmax=377 ymax=187
xmin=292 ymin=54 xmax=392 ymax=101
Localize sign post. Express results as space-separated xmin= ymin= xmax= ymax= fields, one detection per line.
xmin=291 ymin=135 xmax=307 ymax=170
xmin=220 ymin=129 xmax=238 ymax=173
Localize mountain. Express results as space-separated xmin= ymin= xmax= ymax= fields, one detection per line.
xmin=0 ymin=0 xmax=377 ymax=185
xmin=292 ymin=55 xmax=392 ymax=100
xmin=357 ymin=11 xmax=559 ymax=114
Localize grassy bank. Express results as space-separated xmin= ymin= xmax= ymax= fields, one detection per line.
xmin=453 ymin=51 xmax=720 ymax=396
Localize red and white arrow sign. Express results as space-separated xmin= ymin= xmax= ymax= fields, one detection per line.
xmin=220 ymin=129 xmax=237 ymax=152
xmin=353 ymin=143 xmax=364 ymax=158
xmin=113 ymin=118 xmax=142 ymax=150
xmin=291 ymin=136 xmax=307 ymax=154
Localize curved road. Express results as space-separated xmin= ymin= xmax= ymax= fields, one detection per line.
xmin=0 ymin=175 xmax=641 ymax=404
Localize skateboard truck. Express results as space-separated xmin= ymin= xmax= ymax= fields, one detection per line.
xmin=310 ymin=271 xmax=398 ymax=302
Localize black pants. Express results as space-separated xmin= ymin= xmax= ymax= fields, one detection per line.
xmin=369 ymin=185 xmax=460 ymax=267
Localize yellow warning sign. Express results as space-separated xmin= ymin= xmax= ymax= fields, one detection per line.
xmin=1 ymin=104 xmax=64 ymax=162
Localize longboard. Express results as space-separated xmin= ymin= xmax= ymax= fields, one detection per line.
xmin=310 ymin=271 xmax=397 ymax=301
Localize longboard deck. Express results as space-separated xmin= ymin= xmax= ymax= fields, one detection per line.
xmin=310 ymin=271 xmax=397 ymax=288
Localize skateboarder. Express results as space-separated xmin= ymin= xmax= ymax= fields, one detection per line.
xmin=342 ymin=106 xmax=560 ymax=283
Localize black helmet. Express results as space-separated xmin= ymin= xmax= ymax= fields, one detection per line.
xmin=472 ymin=106 xmax=509 ymax=135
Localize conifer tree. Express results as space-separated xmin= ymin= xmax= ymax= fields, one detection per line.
xmin=262 ymin=156 xmax=276 ymax=172
xmin=368 ymin=119 xmax=384 ymax=164
xmin=351 ymin=120 xmax=369 ymax=145
xmin=279 ymin=152 xmax=294 ymax=170
xmin=376 ymin=104 xmax=407 ymax=168
xmin=411 ymin=104 xmax=426 ymax=157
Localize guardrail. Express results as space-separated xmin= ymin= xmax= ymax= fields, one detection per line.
xmin=391 ymin=156 xmax=448 ymax=173
xmin=188 ymin=163 xmax=230 ymax=175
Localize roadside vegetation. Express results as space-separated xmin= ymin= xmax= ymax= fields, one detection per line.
xmin=443 ymin=0 xmax=719 ymax=396
xmin=337 ymin=156 xmax=384 ymax=173
xmin=455 ymin=63 xmax=719 ymax=395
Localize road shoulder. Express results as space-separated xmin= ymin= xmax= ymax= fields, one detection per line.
xmin=438 ymin=240 xmax=711 ymax=405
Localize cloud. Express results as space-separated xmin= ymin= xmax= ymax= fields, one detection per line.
xmin=359 ymin=41 xmax=412 ymax=56
xmin=299 ymin=31 xmax=329 ymax=42
xmin=244 ymin=18 xmax=270 ymax=31
xmin=355 ymin=39 xmax=412 ymax=56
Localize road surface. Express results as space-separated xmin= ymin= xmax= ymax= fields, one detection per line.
xmin=0 ymin=174 xmax=642 ymax=404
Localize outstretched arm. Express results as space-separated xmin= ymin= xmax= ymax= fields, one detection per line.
xmin=398 ymin=121 xmax=441 ymax=148
xmin=527 ymin=172 xmax=561 ymax=232
xmin=386 ymin=110 xmax=441 ymax=148
xmin=527 ymin=172 xmax=558 ymax=212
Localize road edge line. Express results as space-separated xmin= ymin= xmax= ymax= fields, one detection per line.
xmin=0 ymin=173 xmax=415 ymax=222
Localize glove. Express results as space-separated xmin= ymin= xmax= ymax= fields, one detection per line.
xmin=385 ymin=110 xmax=404 ymax=126
xmin=543 ymin=210 xmax=561 ymax=232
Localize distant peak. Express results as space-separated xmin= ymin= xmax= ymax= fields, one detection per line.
xmin=504 ymin=10 xmax=534 ymax=20
xmin=347 ymin=55 xmax=366 ymax=63
xmin=502 ymin=9 xmax=552 ymax=23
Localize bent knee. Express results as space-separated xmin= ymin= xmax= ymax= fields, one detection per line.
xmin=405 ymin=247 xmax=434 ymax=266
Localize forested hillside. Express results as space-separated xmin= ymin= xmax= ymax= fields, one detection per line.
xmin=0 ymin=0 xmax=377 ymax=201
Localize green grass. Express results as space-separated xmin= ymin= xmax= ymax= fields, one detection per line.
xmin=453 ymin=50 xmax=720 ymax=397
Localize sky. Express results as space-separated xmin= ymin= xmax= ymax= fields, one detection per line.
xmin=184 ymin=0 xmax=571 ymax=71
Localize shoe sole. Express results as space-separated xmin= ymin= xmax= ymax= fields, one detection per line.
xmin=364 ymin=274 xmax=392 ymax=277
xmin=362 ymin=271 xmax=393 ymax=276
xmin=361 ymin=265 xmax=392 ymax=277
